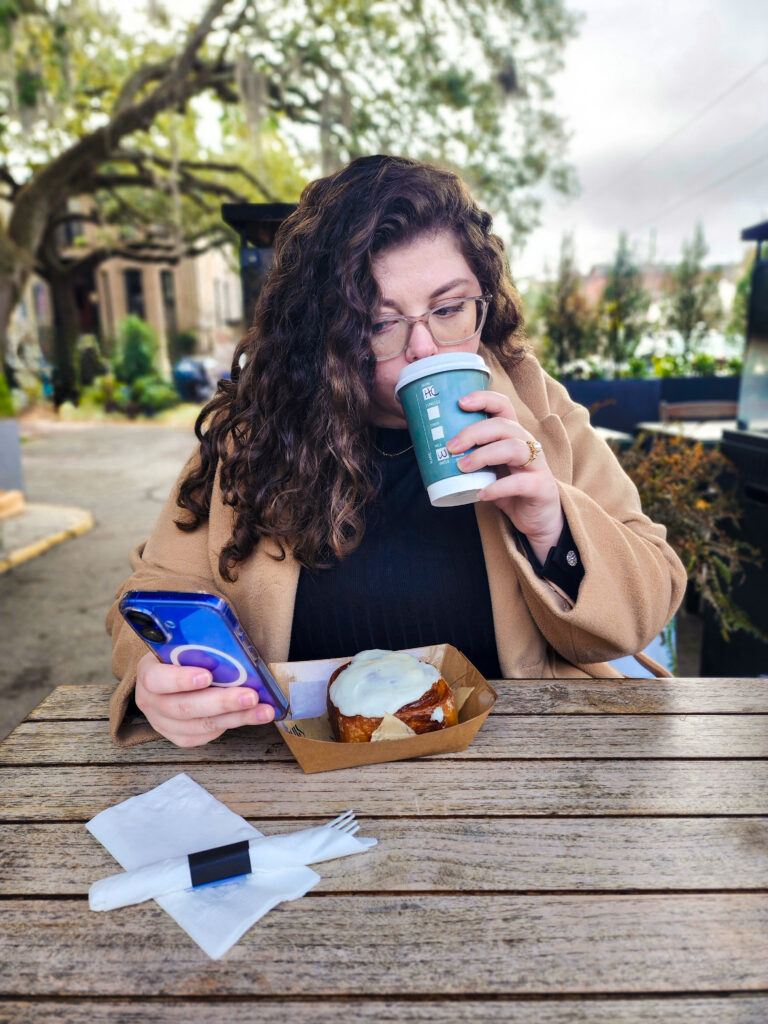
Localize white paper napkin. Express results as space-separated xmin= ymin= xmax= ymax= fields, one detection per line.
xmin=86 ymin=773 xmax=376 ymax=959
xmin=89 ymin=810 xmax=375 ymax=912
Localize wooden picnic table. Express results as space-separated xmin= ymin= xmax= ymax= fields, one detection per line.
xmin=1 ymin=679 xmax=767 ymax=1022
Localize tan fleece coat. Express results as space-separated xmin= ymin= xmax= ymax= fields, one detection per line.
xmin=107 ymin=349 xmax=688 ymax=745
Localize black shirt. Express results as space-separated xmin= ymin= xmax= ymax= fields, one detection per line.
xmin=288 ymin=427 xmax=583 ymax=677
xmin=289 ymin=427 xmax=502 ymax=678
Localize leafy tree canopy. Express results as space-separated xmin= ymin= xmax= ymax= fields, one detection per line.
xmin=598 ymin=231 xmax=650 ymax=372
xmin=1 ymin=0 xmax=579 ymax=250
xmin=662 ymin=223 xmax=723 ymax=357
xmin=536 ymin=232 xmax=595 ymax=373
xmin=0 ymin=0 xmax=580 ymax=396
xmin=725 ymin=249 xmax=755 ymax=347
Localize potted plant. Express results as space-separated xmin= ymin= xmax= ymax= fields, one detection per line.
xmin=617 ymin=433 xmax=765 ymax=647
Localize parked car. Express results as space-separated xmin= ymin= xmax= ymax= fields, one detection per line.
xmin=172 ymin=357 xmax=223 ymax=403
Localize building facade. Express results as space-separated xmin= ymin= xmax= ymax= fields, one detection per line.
xmin=95 ymin=247 xmax=244 ymax=374
xmin=6 ymin=191 xmax=245 ymax=382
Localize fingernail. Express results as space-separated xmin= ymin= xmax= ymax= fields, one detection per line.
xmin=477 ymin=489 xmax=487 ymax=499
xmin=457 ymin=457 xmax=469 ymax=470
xmin=239 ymin=692 xmax=257 ymax=708
xmin=255 ymin=706 xmax=274 ymax=724
xmin=193 ymin=672 xmax=211 ymax=687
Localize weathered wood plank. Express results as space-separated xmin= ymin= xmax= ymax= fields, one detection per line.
xmin=5 ymin=714 xmax=768 ymax=766
xmin=496 ymin=677 xmax=768 ymax=714
xmin=0 ymin=720 xmax=292 ymax=765
xmin=4 ymin=818 xmax=768 ymax=896
xmin=27 ymin=677 xmax=768 ymax=721
xmin=1 ymin=895 xmax=767 ymax=995
xmin=26 ymin=685 xmax=112 ymax=720
xmin=1 ymin=997 xmax=767 ymax=1024
xmin=2 ymin=761 xmax=768 ymax=820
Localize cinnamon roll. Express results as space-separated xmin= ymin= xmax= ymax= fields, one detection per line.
xmin=327 ymin=649 xmax=458 ymax=743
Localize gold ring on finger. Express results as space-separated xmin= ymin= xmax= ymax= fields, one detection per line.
xmin=521 ymin=438 xmax=543 ymax=468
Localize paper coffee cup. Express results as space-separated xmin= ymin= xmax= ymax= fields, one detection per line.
xmin=394 ymin=352 xmax=497 ymax=507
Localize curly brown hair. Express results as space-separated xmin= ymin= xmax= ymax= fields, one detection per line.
xmin=177 ymin=155 xmax=526 ymax=578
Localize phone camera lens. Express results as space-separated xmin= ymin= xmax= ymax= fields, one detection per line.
xmin=126 ymin=609 xmax=167 ymax=644
xmin=126 ymin=610 xmax=155 ymax=629
xmin=142 ymin=626 xmax=167 ymax=643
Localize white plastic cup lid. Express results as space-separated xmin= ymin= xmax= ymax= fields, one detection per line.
xmin=427 ymin=471 xmax=497 ymax=507
xmin=394 ymin=352 xmax=491 ymax=397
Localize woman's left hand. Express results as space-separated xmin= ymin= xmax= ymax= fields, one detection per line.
xmin=447 ymin=389 xmax=564 ymax=563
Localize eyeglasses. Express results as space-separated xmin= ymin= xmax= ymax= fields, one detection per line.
xmin=369 ymin=294 xmax=491 ymax=361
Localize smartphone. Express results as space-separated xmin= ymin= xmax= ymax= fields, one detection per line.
xmin=118 ymin=590 xmax=290 ymax=721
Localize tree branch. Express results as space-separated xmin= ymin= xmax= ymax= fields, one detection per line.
xmin=175 ymin=171 xmax=247 ymax=202
xmin=87 ymin=173 xmax=160 ymax=191
xmin=102 ymin=191 xmax=158 ymax=229
xmin=0 ymin=165 xmax=19 ymax=196
xmin=170 ymin=0 xmax=233 ymax=82
xmin=213 ymin=0 xmax=250 ymax=67
xmin=55 ymin=230 xmax=231 ymax=269
xmin=87 ymin=169 xmax=248 ymax=207
xmin=112 ymin=0 xmax=233 ymax=117
xmin=7 ymin=0 xmax=234 ymax=252
xmin=112 ymin=59 xmax=176 ymax=117
xmin=115 ymin=149 xmax=280 ymax=201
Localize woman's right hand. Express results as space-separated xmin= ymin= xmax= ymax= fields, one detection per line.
xmin=135 ymin=652 xmax=275 ymax=747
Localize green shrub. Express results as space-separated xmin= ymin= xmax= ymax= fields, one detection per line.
xmin=619 ymin=434 xmax=766 ymax=642
xmin=690 ymin=352 xmax=717 ymax=376
xmin=77 ymin=335 xmax=109 ymax=387
xmin=130 ymin=375 xmax=179 ymax=415
xmin=652 ymin=353 xmax=688 ymax=378
xmin=585 ymin=358 xmax=605 ymax=380
xmin=75 ymin=371 xmax=179 ymax=417
xmin=79 ymin=373 xmax=131 ymax=413
xmin=115 ymin=316 xmax=157 ymax=384
xmin=625 ymin=355 xmax=648 ymax=379
xmin=170 ymin=330 xmax=197 ymax=365
xmin=0 ymin=371 xmax=14 ymax=417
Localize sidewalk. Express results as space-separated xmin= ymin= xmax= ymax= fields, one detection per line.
xmin=0 ymin=500 xmax=94 ymax=574
xmin=0 ymin=419 xmax=197 ymax=740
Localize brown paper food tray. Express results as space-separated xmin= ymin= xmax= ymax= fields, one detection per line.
xmin=269 ymin=643 xmax=498 ymax=774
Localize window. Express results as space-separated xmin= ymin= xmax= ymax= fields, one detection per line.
xmin=56 ymin=199 xmax=86 ymax=248
xmin=124 ymin=269 xmax=145 ymax=319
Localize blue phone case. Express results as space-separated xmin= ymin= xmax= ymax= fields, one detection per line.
xmin=118 ymin=590 xmax=290 ymax=720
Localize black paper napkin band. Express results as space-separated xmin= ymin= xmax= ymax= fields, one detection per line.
xmin=188 ymin=839 xmax=252 ymax=887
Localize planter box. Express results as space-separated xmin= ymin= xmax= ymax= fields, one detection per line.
xmin=562 ymin=377 xmax=740 ymax=435
xmin=0 ymin=419 xmax=24 ymax=492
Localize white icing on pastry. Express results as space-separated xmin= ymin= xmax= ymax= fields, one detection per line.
xmin=329 ymin=649 xmax=440 ymax=718
xmin=430 ymin=707 xmax=445 ymax=723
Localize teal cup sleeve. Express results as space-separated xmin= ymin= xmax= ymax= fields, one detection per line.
xmin=394 ymin=353 xmax=496 ymax=507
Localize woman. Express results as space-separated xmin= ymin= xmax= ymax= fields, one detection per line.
xmin=107 ymin=154 xmax=687 ymax=746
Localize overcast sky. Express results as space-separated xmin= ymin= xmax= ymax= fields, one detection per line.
xmin=514 ymin=0 xmax=768 ymax=279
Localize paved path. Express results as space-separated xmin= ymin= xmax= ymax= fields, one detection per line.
xmin=0 ymin=422 xmax=195 ymax=739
